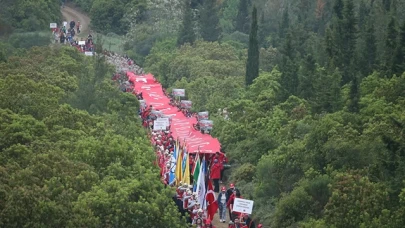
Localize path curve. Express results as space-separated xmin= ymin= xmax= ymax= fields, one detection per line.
xmin=61 ymin=5 xmax=91 ymax=37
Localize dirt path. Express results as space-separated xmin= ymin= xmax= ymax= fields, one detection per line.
xmin=61 ymin=4 xmax=91 ymax=38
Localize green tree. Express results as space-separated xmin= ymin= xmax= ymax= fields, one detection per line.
xmin=177 ymin=0 xmax=196 ymax=47
xmin=279 ymin=6 xmax=290 ymax=40
xmin=245 ymin=6 xmax=259 ymax=86
xmin=383 ymin=17 xmax=398 ymax=76
xmin=235 ymin=0 xmax=249 ymax=33
xmin=393 ymin=19 xmax=405 ymax=75
xmin=359 ymin=20 xmax=377 ymax=77
xmin=199 ymin=0 xmax=221 ymax=42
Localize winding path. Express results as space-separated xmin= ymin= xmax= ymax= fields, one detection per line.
xmin=60 ymin=4 xmax=230 ymax=228
xmin=61 ymin=4 xmax=91 ymax=37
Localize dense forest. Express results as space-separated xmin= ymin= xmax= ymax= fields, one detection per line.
xmin=0 ymin=46 xmax=185 ymax=227
xmin=2 ymin=0 xmax=405 ymax=227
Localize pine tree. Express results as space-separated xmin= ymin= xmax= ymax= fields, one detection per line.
xmin=298 ymin=54 xmax=316 ymax=99
xmin=383 ymin=17 xmax=398 ymax=76
xmin=199 ymin=0 xmax=221 ymax=42
xmin=279 ymin=7 xmax=290 ymax=39
xmin=360 ymin=20 xmax=377 ymax=76
xmin=245 ymin=6 xmax=259 ymax=86
xmin=177 ymin=0 xmax=196 ymax=47
xmin=279 ymin=31 xmax=299 ymax=97
xmin=325 ymin=0 xmax=357 ymax=84
xmin=341 ymin=0 xmax=357 ymax=84
xmin=333 ymin=0 xmax=344 ymax=20
xmin=393 ymin=20 xmax=405 ymax=75
xmin=258 ymin=12 xmax=266 ymax=47
xmin=348 ymin=76 xmax=359 ymax=113
xmin=235 ymin=0 xmax=249 ymax=34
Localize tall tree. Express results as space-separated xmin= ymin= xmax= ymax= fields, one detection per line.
xmin=177 ymin=0 xmax=196 ymax=47
xmin=245 ymin=6 xmax=259 ymax=86
xmin=393 ymin=20 xmax=405 ymax=76
xmin=298 ymin=54 xmax=316 ymax=100
xmin=383 ymin=17 xmax=398 ymax=76
xmin=279 ymin=31 xmax=299 ymax=98
xmin=340 ymin=0 xmax=357 ymax=84
xmin=347 ymin=75 xmax=360 ymax=113
xmin=359 ymin=20 xmax=377 ymax=77
xmin=199 ymin=0 xmax=221 ymax=42
xmin=279 ymin=6 xmax=290 ymax=40
xmin=258 ymin=12 xmax=267 ymax=47
xmin=326 ymin=0 xmax=357 ymax=84
xmin=235 ymin=0 xmax=249 ymax=33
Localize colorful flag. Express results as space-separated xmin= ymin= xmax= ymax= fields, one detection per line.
xmin=196 ymin=157 xmax=206 ymax=207
xmin=193 ymin=156 xmax=201 ymax=192
xmin=168 ymin=145 xmax=177 ymax=185
xmin=181 ymin=146 xmax=188 ymax=177
xmin=175 ymin=142 xmax=183 ymax=185
xmin=205 ymin=179 xmax=218 ymax=221
xmin=183 ymin=152 xmax=190 ymax=185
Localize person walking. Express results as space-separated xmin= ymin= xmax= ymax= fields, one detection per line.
xmin=217 ymin=186 xmax=228 ymax=223
xmin=210 ymin=159 xmax=222 ymax=193
xmin=76 ymin=21 xmax=81 ymax=33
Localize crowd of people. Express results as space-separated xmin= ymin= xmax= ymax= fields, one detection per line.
xmin=99 ymin=43 xmax=261 ymax=227
xmin=52 ymin=20 xmax=94 ymax=53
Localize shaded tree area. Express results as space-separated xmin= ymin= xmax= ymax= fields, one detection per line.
xmin=0 ymin=46 xmax=186 ymax=227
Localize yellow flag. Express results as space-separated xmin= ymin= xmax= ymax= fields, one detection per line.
xmin=183 ymin=152 xmax=190 ymax=185
xmin=175 ymin=142 xmax=183 ymax=185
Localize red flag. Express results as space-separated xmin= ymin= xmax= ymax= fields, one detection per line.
xmin=205 ymin=179 xmax=218 ymax=220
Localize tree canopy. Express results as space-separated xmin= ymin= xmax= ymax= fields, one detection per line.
xmin=0 ymin=46 xmax=186 ymax=227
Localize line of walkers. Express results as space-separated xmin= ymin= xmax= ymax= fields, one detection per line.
xmin=106 ymin=52 xmax=262 ymax=227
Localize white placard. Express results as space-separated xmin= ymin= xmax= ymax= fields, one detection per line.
xmin=85 ymin=52 xmax=93 ymax=56
xmin=50 ymin=23 xmax=57 ymax=28
xmin=156 ymin=118 xmax=170 ymax=127
xmin=153 ymin=121 xmax=167 ymax=131
xmin=172 ymin=89 xmax=185 ymax=97
xmin=233 ymin=198 xmax=254 ymax=214
xmin=63 ymin=21 xmax=67 ymax=27
xmin=78 ymin=41 xmax=86 ymax=45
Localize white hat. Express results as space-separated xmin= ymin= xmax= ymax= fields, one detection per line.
xmin=165 ymin=149 xmax=169 ymax=153
xmin=198 ymin=209 xmax=203 ymax=213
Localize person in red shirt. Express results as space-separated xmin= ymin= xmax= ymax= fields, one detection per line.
xmin=204 ymin=218 xmax=216 ymax=228
xmin=210 ymin=159 xmax=222 ymax=193
xmin=227 ymin=189 xmax=242 ymax=222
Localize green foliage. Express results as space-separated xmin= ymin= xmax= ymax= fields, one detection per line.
xmin=90 ymin=0 xmax=128 ymax=35
xmin=245 ymin=6 xmax=259 ymax=86
xmin=177 ymin=0 xmax=196 ymax=46
xmin=0 ymin=46 xmax=186 ymax=227
xmin=199 ymin=0 xmax=221 ymax=42
xmin=132 ymin=0 xmax=405 ymax=226
xmin=0 ymin=0 xmax=61 ymax=32
xmin=235 ymin=0 xmax=249 ymax=33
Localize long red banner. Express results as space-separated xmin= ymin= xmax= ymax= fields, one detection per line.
xmin=127 ymin=72 xmax=221 ymax=154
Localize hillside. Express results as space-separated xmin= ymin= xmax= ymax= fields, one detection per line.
xmin=2 ymin=0 xmax=405 ymax=227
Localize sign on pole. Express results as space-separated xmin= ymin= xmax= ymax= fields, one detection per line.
xmin=198 ymin=111 xmax=209 ymax=120
xmin=172 ymin=89 xmax=185 ymax=97
xmin=199 ymin=120 xmax=213 ymax=130
xmin=156 ymin=117 xmax=170 ymax=127
xmin=153 ymin=121 xmax=167 ymax=131
xmin=50 ymin=23 xmax=57 ymax=28
xmin=180 ymin=100 xmax=192 ymax=109
xmin=78 ymin=41 xmax=86 ymax=45
xmin=85 ymin=52 xmax=94 ymax=56
xmin=233 ymin=198 xmax=254 ymax=214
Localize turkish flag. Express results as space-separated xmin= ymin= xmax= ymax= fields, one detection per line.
xmin=205 ymin=179 xmax=218 ymax=220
